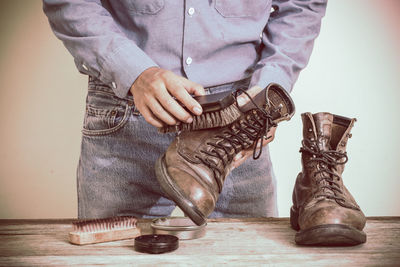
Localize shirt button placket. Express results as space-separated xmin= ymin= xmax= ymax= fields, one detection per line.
xmin=183 ymin=2 xmax=196 ymax=77
xmin=185 ymin=6 xmax=195 ymax=67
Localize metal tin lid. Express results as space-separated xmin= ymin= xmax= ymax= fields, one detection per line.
xmin=151 ymin=217 xmax=207 ymax=240
xmin=134 ymin=234 xmax=179 ymax=254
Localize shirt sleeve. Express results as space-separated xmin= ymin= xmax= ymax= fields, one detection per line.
xmin=42 ymin=0 xmax=158 ymax=98
xmin=249 ymin=0 xmax=328 ymax=92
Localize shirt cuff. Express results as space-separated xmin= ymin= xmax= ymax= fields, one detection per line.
xmin=99 ymin=42 xmax=158 ymax=98
xmin=249 ymin=65 xmax=292 ymax=93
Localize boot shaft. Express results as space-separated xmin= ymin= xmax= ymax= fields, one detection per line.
xmin=175 ymin=84 xmax=295 ymax=191
xmin=300 ymin=112 xmax=356 ymax=179
xmin=297 ymin=112 xmax=361 ymax=210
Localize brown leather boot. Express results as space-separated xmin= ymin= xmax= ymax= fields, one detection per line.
xmin=155 ymin=84 xmax=295 ymax=225
xmin=290 ymin=112 xmax=366 ymax=245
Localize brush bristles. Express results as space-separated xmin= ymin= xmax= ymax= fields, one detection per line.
xmin=72 ymin=216 xmax=137 ymax=233
xmin=160 ymin=103 xmax=242 ymax=133
xmin=69 ymin=216 xmax=141 ymax=245
xmin=158 ymin=83 xmax=295 ymax=133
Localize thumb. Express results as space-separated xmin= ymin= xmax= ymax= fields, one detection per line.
xmin=236 ymin=85 xmax=263 ymax=107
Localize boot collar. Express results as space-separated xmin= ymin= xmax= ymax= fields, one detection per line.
xmin=301 ymin=112 xmax=356 ymax=152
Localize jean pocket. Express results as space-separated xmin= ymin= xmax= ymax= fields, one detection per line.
xmin=215 ymin=0 xmax=270 ymax=18
xmin=124 ymin=0 xmax=164 ymax=15
xmin=82 ymin=89 xmax=135 ymax=136
xmin=82 ymin=104 xmax=132 ymax=136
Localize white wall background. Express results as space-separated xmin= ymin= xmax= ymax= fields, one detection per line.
xmin=0 ymin=0 xmax=399 ymax=219
xmin=271 ymin=0 xmax=400 ymax=217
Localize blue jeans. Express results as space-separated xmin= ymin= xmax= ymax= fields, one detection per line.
xmin=77 ymin=77 xmax=278 ymax=219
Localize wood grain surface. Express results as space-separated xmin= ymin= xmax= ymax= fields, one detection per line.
xmin=0 ymin=217 xmax=399 ymax=266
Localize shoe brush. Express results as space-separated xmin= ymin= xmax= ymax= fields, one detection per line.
xmin=69 ymin=216 xmax=140 ymax=245
xmin=159 ymin=83 xmax=295 ymax=133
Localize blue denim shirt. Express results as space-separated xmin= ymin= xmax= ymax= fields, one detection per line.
xmin=43 ymin=0 xmax=327 ymax=98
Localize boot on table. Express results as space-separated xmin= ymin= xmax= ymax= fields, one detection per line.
xmin=290 ymin=112 xmax=366 ymax=246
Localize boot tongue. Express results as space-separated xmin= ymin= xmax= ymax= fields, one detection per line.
xmin=312 ymin=113 xmax=333 ymax=151
xmin=312 ymin=113 xmax=337 ymax=199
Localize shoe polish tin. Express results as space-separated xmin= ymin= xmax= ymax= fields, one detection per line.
xmin=151 ymin=217 xmax=206 ymax=240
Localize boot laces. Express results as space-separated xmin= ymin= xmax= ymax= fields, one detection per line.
xmin=194 ymin=89 xmax=278 ymax=192
xmin=300 ymin=139 xmax=358 ymax=209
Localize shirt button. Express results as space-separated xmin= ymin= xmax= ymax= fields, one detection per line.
xmin=82 ymin=64 xmax=88 ymax=71
xmin=185 ymin=57 xmax=193 ymax=65
xmin=188 ymin=7 xmax=195 ymax=16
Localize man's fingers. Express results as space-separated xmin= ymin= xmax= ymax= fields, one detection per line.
xmin=237 ymin=85 xmax=263 ymax=107
xmin=232 ymin=151 xmax=248 ymax=169
xmin=182 ymin=79 xmax=206 ymax=96
xmin=265 ymin=126 xmax=277 ymax=143
xmin=137 ymin=104 xmax=164 ymax=128
xmin=146 ymin=97 xmax=178 ymax=125
xmin=169 ymin=85 xmax=203 ymax=116
xmin=169 ymin=79 xmax=204 ymax=116
xmin=155 ymin=87 xmax=194 ymax=123
xmin=130 ymin=67 xmax=206 ymax=126
xmin=231 ymin=126 xmax=277 ymax=168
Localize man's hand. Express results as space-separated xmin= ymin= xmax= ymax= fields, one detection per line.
xmin=231 ymin=126 xmax=276 ymax=169
xmin=231 ymin=85 xmax=277 ymax=169
xmin=130 ymin=67 xmax=206 ymax=127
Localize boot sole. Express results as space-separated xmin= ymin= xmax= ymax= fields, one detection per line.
xmin=155 ymin=154 xmax=207 ymax=226
xmin=290 ymin=206 xmax=367 ymax=246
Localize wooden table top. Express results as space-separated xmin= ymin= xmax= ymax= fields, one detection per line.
xmin=0 ymin=217 xmax=399 ymax=266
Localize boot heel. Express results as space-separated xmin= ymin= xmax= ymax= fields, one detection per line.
xmin=290 ymin=206 xmax=300 ymax=230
